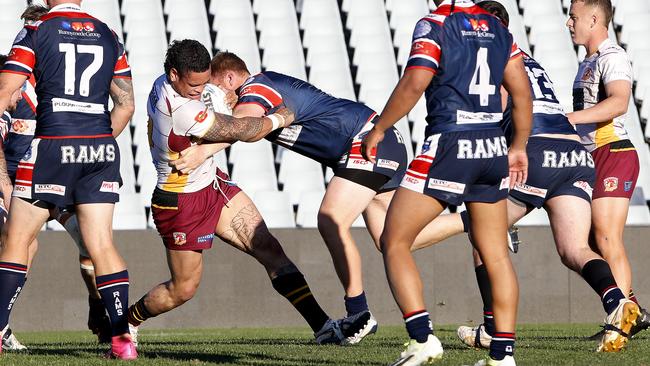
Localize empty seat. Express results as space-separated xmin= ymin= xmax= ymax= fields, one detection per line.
xmin=278 ymin=150 xmax=323 ymax=184
xmin=114 ymin=193 xmax=148 ymax=229
xmin=252 ymin=191 xmax=296 ymax=228
xmin=281 ymin=170 xmax=326 ymax=205
xmin=296 ymin=190 xmax=325 ymax=228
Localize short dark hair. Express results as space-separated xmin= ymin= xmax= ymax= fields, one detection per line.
xmin=210 ymin=51 xmax=249 ymax=76
xmin=571 ymin=0 xmax=613 ymax=26
xmin=21 ymin=4 xmax=48 ymax=22
xmin=477 ymin=1 xmax=510 ymax=27
xmin=0 ymin=54 xmax=7 ymax=67
xmin=164 ymin=39 xmax=211 ymax=78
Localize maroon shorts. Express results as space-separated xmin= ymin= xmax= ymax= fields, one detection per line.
xmin=151 ymin=169 xmax=241 ymax=251
xmin=591 ymin=140 xmax=639 ymax=199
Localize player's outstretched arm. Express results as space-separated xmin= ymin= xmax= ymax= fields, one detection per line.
xmin=361 ymin=68 xmax=433 ymax=163
xmin=502 ymin=56 xmax=533 ymax=187
xmin=201 ymin=107 xmax=294 ymax=143
xmin=109 ymin=77 xmax=135 ymax=137
xmin=0 ymin=73 xmax=28 ymax=119
xmin=567 ymin=80 xmax=631 ymax=125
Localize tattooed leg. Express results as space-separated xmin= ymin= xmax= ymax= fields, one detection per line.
xmin=215 ymin=192 xmax=295 ymax=278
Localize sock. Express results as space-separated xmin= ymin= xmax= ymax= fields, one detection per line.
xmin=344 ymin=291 xmax=368 ymax=316
xmin=581 ymin=259 xmax=625 ymax=314
xmin=0 ymin=262 xmax=27 ymax=331
xmin=460 ymin=210 xmax=470 ymax=233
xmin=271 ymin=272 xmax=330 ymax=332
xmin=89 ymin=295 xmax=107 ymax=319
xmin=490 ymin=332 xmax=515 ymax=360
xmin=475 ymin=264 xmax=495 ymax=335
xmin=629 ymin=289 xmax=639 ymax=305
xmin=404 ymin=310 xmax=433 ymax=343
xmin=127 ymin=295 xmax=154 ymax=327
xmin=96 ymin=270 xmax=130 ymax=336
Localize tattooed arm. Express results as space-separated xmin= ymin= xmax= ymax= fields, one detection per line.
xmin=109 ymin=77 xmax=135 ymax=137
xmin=200 ymin=107 xmax=294 ymax=143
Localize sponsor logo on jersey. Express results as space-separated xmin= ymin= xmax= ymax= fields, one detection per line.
xmin=100 ymin=181 xmax=120 ymax=193
xmin=603 ymin=177 xmax=618 ymax=192
xmin=11 ymin=119 xmax=30 ymax=134
xmin=500 ymin=177 xmax=510 ymax=190
xmin=573 ymin=181 xmax=593 ymax=197
xmin=377 ymin=159 xmax=399 ymax=171
xmin=461 ymin=18 xmax=495 ymax=39
xmin=197 ymin=234 xmax=214 ymax=243
xmin=624 ymin=181 xmax=633 ymax=192
xmin=34 ymin=184 xmax=66 ymax=196
xmin=513 ymin=183 xmax=548 ymax=198
xmin=427 ymin=178 xmax=466 ymax=194
xmin=194 ymin=108 xmax=209 ymax=123
xmin=59 ymin=21 xmax=101 ymax=38
xmin=173 ymin=232 xmax=187 ymax=246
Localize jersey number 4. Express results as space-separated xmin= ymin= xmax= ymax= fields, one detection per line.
xmin=469 ymin=47 xmax=496 ymax=107
xmin=59 ymin=43 xmax=103 ymax=97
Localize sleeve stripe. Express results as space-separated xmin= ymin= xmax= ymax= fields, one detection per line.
xmin=408 ymin=54 xmax=439 ymax=67
xmin=240 ymin=83 xmax=283 ymax=106
xmin=409 ymin=40 xmax=442 ymax=66
xmin=7 ymin=47 xmax=36 ymax=70
xmin=0 ymin=69 xmax=31 ymax=77
xmin=114 ymin=67 xmax=131 ymax=73
xmin=242 ymin=93 xmax=277 ymax=108
xmin=413 ymin=38 xmax=441 ymax=48
xmin=12 ymin=45 xmax=34 ymax=54
xmin=5 ymin=61 xmax=32 ymax=73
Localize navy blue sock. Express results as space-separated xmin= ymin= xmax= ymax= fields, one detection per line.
xmin=404 ymin=310 xmax=433 ymax=343
xmin=96 ymin=270 xmax=130 ymax=336
xmin=475 ymin=264 xmax=495 ymax=335
xmin=0 ymin=262 xmax=27 ymax=330
xmin=581 ymin=259 xmax=625 ymax=314
xmin=344 ymin=292 xmax=368 ymax=316
xmin=490 ymin=332 xmax=515 ymax=360
xmin=460 ymin=210 xmax=470 ymax=233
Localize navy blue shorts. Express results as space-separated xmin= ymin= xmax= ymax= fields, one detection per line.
xmin=401 ymin=128 xmax=509 ymax=206
xmin=13 ymin=136 xmax=122 ymax=208
xmin=335 ymin=121 xmax=408 ymax=192
xmin=509 ymin=136 xmax=595 ymax=208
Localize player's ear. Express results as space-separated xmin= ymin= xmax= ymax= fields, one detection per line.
xmin=169 ymin=68 xmax=180 ymax=82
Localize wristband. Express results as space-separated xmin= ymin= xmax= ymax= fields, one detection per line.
xmin=268 ymin=114 xmax=284 ymax=131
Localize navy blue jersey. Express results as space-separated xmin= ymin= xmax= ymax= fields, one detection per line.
xmin=406 ymin=0 xmax=520 ymax=136
xmin=500 ymin=53 xmax=577 ymax=143
xmin=236 ymin=71 xmax=376 ymax=164
xmin=3 ymin=78 xmax=38 ymax=176
xmin=1 ymin=4 xmax=131 ymax=138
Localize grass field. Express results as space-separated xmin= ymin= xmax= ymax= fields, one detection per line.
xmin=1 ymin=324 xmax=649 ymax=365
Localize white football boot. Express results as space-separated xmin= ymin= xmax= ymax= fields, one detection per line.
xmin=474 ymin=355 xmax=516 ymax=366
xmin=1 ymin=326 xmax=27 ymax=351
xmin=340 ymin=310 xmax=378 ymax=345
xmin=457 ymin=323 xmax=492 ymax=349
xmin=597 ymin=299 xmax=641 ymax=352
xmin=389 ymin=334 xmax=444 ymax=366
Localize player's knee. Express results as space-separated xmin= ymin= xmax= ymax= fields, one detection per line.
xmin=172 ymin=280 xmax=200 ymax=304
xmin=317 ymin=209 xmax=349 ymax=235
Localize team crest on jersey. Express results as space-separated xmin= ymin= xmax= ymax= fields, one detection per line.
xmin=23 ymin=146 xmax=32 ymax=161
xmin=581 ymin=67 xmax=594 ymax=81
xmin=603 ymin=177 xmax=618 ymax=192
xmin=194 ymin=108 xmax=209 ymax=123
xmin=413 ymin=20 xmax=432 ymax=38
xmin=173 ymin=232 xmax=187 ymax=246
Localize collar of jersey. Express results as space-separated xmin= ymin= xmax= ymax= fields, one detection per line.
xmin=48 ymin=3 xmax=83 ymax=13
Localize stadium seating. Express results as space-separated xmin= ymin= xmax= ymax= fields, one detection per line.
xmin=0 ymin=0 xmax=648 ymax=228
